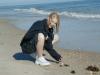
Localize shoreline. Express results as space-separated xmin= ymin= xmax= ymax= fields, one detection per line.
xmin=0 ymin=19 xmax=100 ymax=75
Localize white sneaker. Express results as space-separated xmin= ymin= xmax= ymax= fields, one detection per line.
xmin=35 ymin=56 xmax=51 ymax=66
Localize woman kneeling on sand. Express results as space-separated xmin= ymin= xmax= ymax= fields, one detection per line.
xmin=20 ymin=12 xmax=63 ymax=66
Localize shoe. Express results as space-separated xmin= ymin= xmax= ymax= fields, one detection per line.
xmin=35 ymin=56 xmax=51 ymax=66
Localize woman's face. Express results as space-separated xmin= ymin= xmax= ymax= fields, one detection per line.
xmin=50 ymin=15 xmax=57 ymax=27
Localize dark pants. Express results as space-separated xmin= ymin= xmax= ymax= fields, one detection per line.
xmin=44 ymin=38 xmax=61 ymax=61
xmin=21 ymin=35 xmax=61 ymax=61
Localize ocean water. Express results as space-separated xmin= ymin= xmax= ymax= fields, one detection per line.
xmin=0 ymin=0 xmax=100 ymax=52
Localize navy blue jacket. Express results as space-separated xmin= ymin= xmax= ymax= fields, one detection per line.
xmin=20 ymin=19 xmax=54 ymax=53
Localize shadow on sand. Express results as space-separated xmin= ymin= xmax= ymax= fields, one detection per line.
xmin=13 ymin=52 xmax=35 ymax=62
xmin=13 ymin=52 xmax=58 ymax=63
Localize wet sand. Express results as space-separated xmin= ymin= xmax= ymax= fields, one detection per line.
xmin=0 ymin=19 xmax=100 ymax=75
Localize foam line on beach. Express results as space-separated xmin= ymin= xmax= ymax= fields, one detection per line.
xmin=14 ymin=8 xmax=100 ymax=19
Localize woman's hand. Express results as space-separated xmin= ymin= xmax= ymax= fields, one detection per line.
xmin=59 ymin=57 xmax=70 ymax=67
xmin=45 ymin=36 xmax=48 ymax=40
xmin=59 ymin=57 xmax=64 ymax=66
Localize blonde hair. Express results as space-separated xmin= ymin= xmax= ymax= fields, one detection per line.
xmin=48 ymin=12 xmax=60 ymax=33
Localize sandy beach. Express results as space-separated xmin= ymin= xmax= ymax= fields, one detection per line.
xmin=0 ymin=19 xmax=100 ymax=75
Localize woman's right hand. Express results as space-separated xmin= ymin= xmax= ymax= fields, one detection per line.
xmin=45 ymin=36 xmax=48 ymax=40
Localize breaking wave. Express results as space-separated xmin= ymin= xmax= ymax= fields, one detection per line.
xmin=14 ymin=8 xmax=100 ymax=19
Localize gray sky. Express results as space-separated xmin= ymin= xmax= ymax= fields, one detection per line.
xmin=0 ymin=0 xmax=81 ymax=6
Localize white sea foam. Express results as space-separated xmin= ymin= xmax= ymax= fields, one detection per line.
xmin=14 ymin=8 xmax=100 ymax=19
xmin=14 ymin=8 xmax=51 ymax=15
xmin=60 ymin=11 xmax=100 ymax=19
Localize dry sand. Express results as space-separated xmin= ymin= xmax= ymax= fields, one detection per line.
xmin=0 ymin=19 xmax=100 ymax=75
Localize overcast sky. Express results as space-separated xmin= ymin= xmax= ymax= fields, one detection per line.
xmin=0 ymin=0 xmax=82 ymax=6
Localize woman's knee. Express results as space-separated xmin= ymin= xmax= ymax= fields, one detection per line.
xmin=38 ymin=33 xmax=45 ymax=41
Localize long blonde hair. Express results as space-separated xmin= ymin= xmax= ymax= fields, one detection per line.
xmin=48 ymin=12 xmax=60 ymax=33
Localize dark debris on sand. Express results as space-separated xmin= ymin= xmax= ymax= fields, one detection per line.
xmin=70 ymin=70 xmax=76 ymax=74
xmin=86 ymin=65 xmax=100 ymax=72
xmin=59 ymin=63 xmax=69 ymax=67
